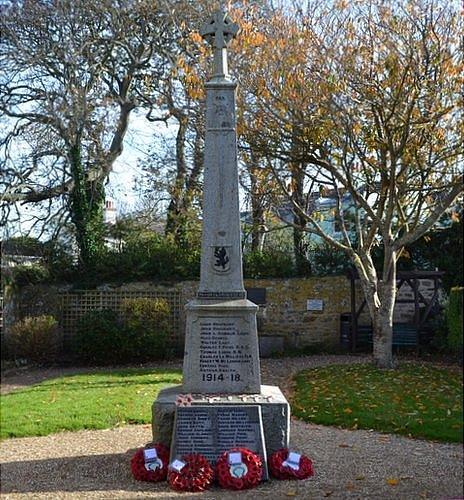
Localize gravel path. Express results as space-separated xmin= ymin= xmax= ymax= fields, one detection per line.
xmin=1 ymin=421 xmax=462 ymax=499
xmin=1 ymin=355 xmax=463 ymax=499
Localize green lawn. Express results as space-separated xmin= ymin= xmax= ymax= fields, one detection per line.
xmin=292 ymin=363 xmax=463 ymax=442
xmin=0 ymin=368 xmax=182 ymax=439
xmin=2 ymin=363 xmax=462 ymax=442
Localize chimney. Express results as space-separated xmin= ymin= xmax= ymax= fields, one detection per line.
xmin=104 ymin=198 xmax=117 ymax=224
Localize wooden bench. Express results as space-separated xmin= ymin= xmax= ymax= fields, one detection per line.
xmin=341 ymin=315 xmax=423 ymax=349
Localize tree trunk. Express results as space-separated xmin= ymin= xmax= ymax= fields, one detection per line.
xmin=371 ymin=290 xmax=395 ymax=369
xmin=357 ymin=247 xmax=397 ymax=369
xmin=293 ymin=219 xmax=309 ymax=274
xmin=249 ymin=159 xmax=266 ymax=252
xmin=165 ymin=115 xmax=188 ymax=246
xmin=69 ymin=144 xmax=105 ymax=270
xmin=291 ymin=163 xmax=310 ymax=275
xmin=289 ymin=132 xmax=310 ymax=275
xmin=251 ymin=209 xmax=266 ymax=252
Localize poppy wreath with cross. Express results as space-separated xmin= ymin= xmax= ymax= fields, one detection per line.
xmin=215 ymin=447 xmax=263 ymax=490
xmin=168 ymin=453 xmax=214 ymax=492
xmin=130 ymin=443 xmax=170 ymax=482
xmin=269 ymin=448 xmax=314 ymax=480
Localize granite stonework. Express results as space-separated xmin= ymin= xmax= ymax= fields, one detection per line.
xmin=183 ymin=299 xmax=261 ymax=394
xmin=152 ymin=385 xmax=289 ymax=461
xmin=152 ymin=10 xmax=290 ymax=477
xmin=170 ymin=405 xmax=269 ymax=479
xmin=197 ymin=81 xmax=245 ymax=301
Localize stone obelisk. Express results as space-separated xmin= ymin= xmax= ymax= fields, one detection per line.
xmin=152 ymin=10 xmax=289 ymax=471
xmin=182 ymin=10 xmax=261 ymax=394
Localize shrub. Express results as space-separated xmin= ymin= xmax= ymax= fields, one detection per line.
xmin=9 ymin=264 xmax=50 ymax=287
xmin=73 ymin=300 xmax=172 ymax=365
xmin=8 ymin=315 xmax=60 ymax=363
xmin=2 ymin=238 xmax=75 ymax=286
xmin=244 ymin=250 xmax=296 ymax=278
xmin=121 ymin=298 xmax=171 ymax=361
xmin=447 ymin=287 xmax=463 ymax=354
xmin=308 ymin=242 xmax=351 ymax=276
xmin=427 ymin=313 xmax=449 ymax=353
xmin=73 ymin=309 xmax=129 ymax=365
xmin=78 ymin=234 xmax=201 ymax=285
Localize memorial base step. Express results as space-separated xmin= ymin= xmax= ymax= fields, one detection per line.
xmin=152 ymin=384 xmax=290 ymax=461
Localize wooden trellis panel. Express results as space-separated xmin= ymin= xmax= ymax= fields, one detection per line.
xmin=61 ymin=289 xmax=182 ymax=344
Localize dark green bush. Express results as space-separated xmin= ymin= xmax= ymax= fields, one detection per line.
xmin=447 ymin=287 xmax=463 ymax=354
xmin=121 ymin=298 xmax=171 ymax=361
xmin=2 ymin=237 xmax=75 ymax=286
xmin=73 ymin=299 xmax=172 ymax=365
xmin=43 ymin=241 xmax=75 ymax=281
xmin=9 ymin=265 xmax=50 ymax=287
xmin=73 ymin=309 xmax=130 ymax=365
xmin=8 ymin=315 xmax=60 ymax=363
xmin=427 ymin=312 xmax=449 ymax=353
xmin=84 ymin=234 xmax=201 ymax=285
xmin=308 ymin=242 xmax=351 ymax=276
xmin=408 ymin=213 xmax=463 ymax=291
xmin=2 ymin=236 xmax=44 ymax=256
xmin=243 ymin=250 xmax=296 ymax=278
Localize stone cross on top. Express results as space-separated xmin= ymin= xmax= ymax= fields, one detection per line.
xmin=200 ymin=10 xmax=239 ymax=81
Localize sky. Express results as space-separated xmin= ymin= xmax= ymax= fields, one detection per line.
xmin=106 ymin=112 xmax=162 ymax=212
xmin=106 ymin=108 xmax=250 ymax=219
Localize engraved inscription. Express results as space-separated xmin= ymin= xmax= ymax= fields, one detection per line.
xmin=206 ymin=93 xmax=234 ymax=130
xmin=199 ymin=317 xmax=253 ymax=383
xmin=197 ymin=291 xmax=246 ymax=299
xmin=172 ymin=406 xmax=264 ymax=468
xmin=216 ymin=408 xmax=258 ymax=451
xmin=214 ymin=95 xmax=233 ymax=128
xmin=175 ymin=408 xmax=214 ymax=459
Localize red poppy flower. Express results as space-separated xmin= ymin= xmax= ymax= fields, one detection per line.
xmin=215 ymin=447 xmax=263 ymax=490
xmin=269 ymin=448 xmax=314 ymax=480
xmin=130 ymin=443 xmax=170 ymax=482
xmin=168 ymin=453 xmax=214 ymax=492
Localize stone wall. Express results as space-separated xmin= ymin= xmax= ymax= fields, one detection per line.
xmin=2 ymin=276 xmax=439 ymax=354
xmin=178 ymin=277 xmax=352 ymax=350
xmin=246 ymin=277 xmax=350 ymax=348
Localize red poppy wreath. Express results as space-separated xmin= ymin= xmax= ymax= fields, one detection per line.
xmin=215 ymin=447 xmax=263 ymax=490
xmin=130 ymin=443 xmax=170 ymax=482
xmin=269 ymin=448 xmax=314 ymax=480
xmin=168 ymin=453 xmax=214 ymax=492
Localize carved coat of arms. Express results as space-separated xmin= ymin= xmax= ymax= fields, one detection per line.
xmin=213 ymin=246 xmax=230 ymax=273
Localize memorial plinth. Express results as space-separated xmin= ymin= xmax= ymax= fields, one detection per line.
xmin=152 ymin=9 xmax=290 ymax=477
xmin=183 ymin=299 xmax=261 ymax=394
xmin=171 ymin=405 xmax=269 ymax=480
xmin=153 ymin=385 xmax=289 ymax=464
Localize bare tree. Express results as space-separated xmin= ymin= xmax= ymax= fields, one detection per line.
xmin=0 ymin=0 xmax=177 ymax=267
xmin=140 ymin=67 xmax=206 ymax=248
xmin=136 ymin=2 xmax=215 ymax=248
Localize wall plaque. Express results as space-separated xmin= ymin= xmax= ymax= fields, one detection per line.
xmin=307 ymin=299 xmax=324 ymax=311
xmin=170 ymin=405 xmax=268 ymax=479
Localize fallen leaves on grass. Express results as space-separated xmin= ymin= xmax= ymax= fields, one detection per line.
xmin=292 ymin=363 xmax=463 ymax=443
